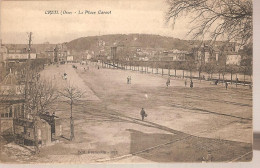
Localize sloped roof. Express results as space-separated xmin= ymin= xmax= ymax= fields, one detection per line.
xmin=1 ymin=70 xmax=18 ymax=85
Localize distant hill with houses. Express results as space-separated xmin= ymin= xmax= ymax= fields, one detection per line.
xmin=3 ymin=34 xmax=237 ymax=54
xmin=65 ymin=34 xmax=199 ymax=52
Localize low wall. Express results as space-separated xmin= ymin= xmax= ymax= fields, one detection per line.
xmin=0 ymin=119 xmax=13 ymax=135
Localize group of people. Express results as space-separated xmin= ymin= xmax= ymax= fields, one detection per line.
xmin=184 ymin=79 xmax=193 ymax=88
xmin=166 ymin=77 xmax=243 ymax=90
xmin=167 ymin=77 xmax=193 ymax=88
xmin=83 ymin=66 xmax=90 ymax=72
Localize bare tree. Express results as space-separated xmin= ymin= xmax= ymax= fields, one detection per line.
xmin=184 ymin=58 xmax=197 ymax=79
xmin=166 ymin=0 xmax=252 ymax=45
xmin=59 ymin=85 xmax=84 ymax=141
xmin=226 ymin=64 xmax=239 ymax=84
xmin=19 ymin=58 xmax=58 ymax=154
xmin=205 ymin=63 xmax=217 ymax=80
xmin=171 ymin=61 xmax=181 ymax=78
xmin=24 ymin=73 xmax=58 ymax=154
xmin=218 ymin=64 xmax=227 ymax=84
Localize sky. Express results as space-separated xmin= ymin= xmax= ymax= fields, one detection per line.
xmin=0 ymin=0 xmax=192 ymax=44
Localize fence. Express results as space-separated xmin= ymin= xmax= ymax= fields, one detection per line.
xmin=101 ymin=62 xmax=252 ymax=85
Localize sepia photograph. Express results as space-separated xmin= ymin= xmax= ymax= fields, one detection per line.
xmin=0 ymin=0 xmax=255 ymax=164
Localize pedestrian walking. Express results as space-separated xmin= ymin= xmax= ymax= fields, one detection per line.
xmin=215 ymin=79 xmax=219 ymax=85
xmin=64 ymin=72 xmax=67 ymax=80
xmin=190 ymin=80 xmax=193 ymax=88
xmin=127 ymin=76 xmax=130 ymax=84
xmin=140 ymin=108 xmax=147 ymax=121
xmin=166 ymin=77 xmax=170 ymax=87
xmin=225 ymin=81 xmax=228 ymax=90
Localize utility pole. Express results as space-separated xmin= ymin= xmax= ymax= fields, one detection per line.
xmin=25 ymin=32 xmax=32 ymax=100
xmin=28 ymin=32 xmax=32 ymax=60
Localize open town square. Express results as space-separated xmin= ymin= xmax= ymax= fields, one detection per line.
xmin=0 ymin=61 xmax=252 ymax=163
xmin=0 ymin=0 xmax=254 ymax=164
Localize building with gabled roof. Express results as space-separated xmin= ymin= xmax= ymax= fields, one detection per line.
xmin=0 ymin=70 xmax=25 ymax=135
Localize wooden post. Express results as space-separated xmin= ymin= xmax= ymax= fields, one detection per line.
xmin=231 ymin=71 xmax=233 ymax=84
xmin=236 ymin=74 xmax=238 ymax=87
xmin=162 ymin=68 xmax=164 ymax=76
xmin=199 ymin=71 xmax=201 ymax=82
xmin=244 ymin=72 xmax=246 ymax=86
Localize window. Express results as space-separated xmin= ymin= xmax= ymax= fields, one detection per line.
xmin=9 ymin=107 xmax=12 ymax=118
xmin=38 ymin=129 xmax=42 ymax=140
xmin=17 ymin=105 xmax=20 ymax=118
xmin=14 ymin=106 xmax=17 ymax=118
xmin=21 ymin=105 xmax=24 ymax=118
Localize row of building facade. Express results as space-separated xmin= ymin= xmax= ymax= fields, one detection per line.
xmin=0 ymin=40 xmax=63 ymax=146
xmin=94 ymin=41 xmax=248 ymax=68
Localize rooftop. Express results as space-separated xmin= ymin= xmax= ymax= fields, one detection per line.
xmin=1 ymin=69 xmax=18 ymax=85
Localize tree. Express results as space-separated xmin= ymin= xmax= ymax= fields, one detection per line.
xmin=197 ymin=64 xmax=205 ymax=81
xmin=239 ymin=65 xmax=252 ymax=85
xmin=205 ymin=63 xmax=217 ymax=80
xmin=184 ymin=58 xmax=197 ymax=79
xmin=217 ymin=64 xmax=227 ymax=83
xmin=59 ymin=85 xmax=84 ymax=141
xmin=166 ymin=0 xmax=253 ymax=45
xmin=226 ymin=64 xmax=239 ymax=84
xmin=24 ymin=71 xmax=58 ymax=154
xmin=170 ymin=61 xmax=181 ymax=78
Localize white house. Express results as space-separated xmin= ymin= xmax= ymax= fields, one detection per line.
xmin=66 ymin=55 xmax=74 ymax=62
xmin=226 ymin=54 xmax=241 ymax=65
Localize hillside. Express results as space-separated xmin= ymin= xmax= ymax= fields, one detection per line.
xmin=66 ymin=34 xmax=198 ymax=52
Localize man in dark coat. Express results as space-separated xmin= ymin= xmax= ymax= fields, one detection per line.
xmin=140 ymin=108 xmax=147 ymax=121
xmin=190 ymin=80 xmax=193 ymax=88
xmin=225 ymin=81 xmax=228 ymax=90
xmin=166 ymin=77 xmax=170 ymax=87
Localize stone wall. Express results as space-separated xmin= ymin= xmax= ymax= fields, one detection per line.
xmin=0 ymin=119 xmax=13 ymax=134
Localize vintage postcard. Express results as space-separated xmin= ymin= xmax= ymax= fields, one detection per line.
xmin=0 ymin=0 xmax=253 ymax=164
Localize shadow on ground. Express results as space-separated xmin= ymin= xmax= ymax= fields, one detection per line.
xmin=127 ymin=129 xmax=252 ymax=162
